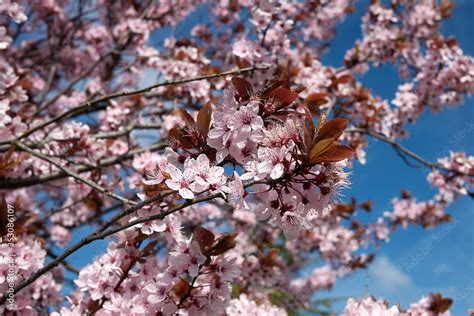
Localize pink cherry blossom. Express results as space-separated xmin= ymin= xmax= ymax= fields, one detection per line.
xmin=165 ymin=164 xmax=197 ymax=199
xmin=343 ymin=296 xmax=400 ymax=316
xmin=186 ymin=154 xmax=226 ymax=191
xmin=228 ymin=100 xmax=264 ymax=140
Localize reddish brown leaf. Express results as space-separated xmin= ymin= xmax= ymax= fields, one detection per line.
xmin=235 ymin=22 xmax=245 ymax=33
xmin=350 ymin=254 xmax=374 ymax=269
xmin=136 ymin=231 xmax=150 ymax=242
xmin=173 ymin=109 xmax=195 ymax=124
xmin=15 ymin=213 xmax=38 ymax=236
xmin=173 ymin=279 xmax=190 ymax=298
xmin=169 ymin=127 xmax=194 ymax=149
xmin=260 ymin=249 xmax=280 ymax=267
xmin=437 ymin=299 xmax=453 ymax=313
xmin=85 ymin=196 xmax=101 ymax=212
xmin=201 ymin=65 xmax=222 ymax=75
xmin=401 ymin=190 xmax=412 ymax=200
xmin=130 ymin=93 xmax=143 ymax=103
xmin=314 ymin=118 xmax=348 ymax=144
xmin=430 ymin=293 xmax=453 ymax=314
xmin=440 ymin=0 xmax=455 ymax=18
xmin=309 ymin=138 xmax=334 ymax=161
xmin=197 ymin=101 xmax=212 ymax=134
xmin=352 ymin=226 xmax=366 ymax=240
xmin=144 ymin=183 xmax=168 ymax=197
xmin=207 ymin=232 xmax=238 ymax=256
xmin=310 ymin=144 xmax=354 ymax=164
xmin=306 ymin=92 xmax=329 ymax=108
xmin=332 ymin=74 xmax=352 ymax=85
xmin=293 ymin=86 xmax=306 ymax=94
xmin=229 ymin=0 xmax=239 ymax=11
xmin=359 ymin=200 xmax=372 ymax=212
xmin=87 ymin=300 xmax=100 ymax=312
xmin=261 ymin=80 xmax=284 ymax=96
xmin=333 ymin=203 xmax=356 ymax=215
xmin=175 ymin=50 xmax=188 ymax=61
xmin=193 ymin=226 xmax=215 ymax=252
xmin=441 ymin=214 xmax=452 ymax=223
xmin=266 ymin=87 xmax=299 ymax=107
xmin=231 ymin=77 xmax=253 ymax=100
xmin=13 ymin=196 xmax=20 ymax=214
xmin=18 ymin=78 xmax=33 ymax=90
xmin=446 ymin=37 xmax=457 ymax=48
xmin=0 ymin=146 xmax=23 ymax=177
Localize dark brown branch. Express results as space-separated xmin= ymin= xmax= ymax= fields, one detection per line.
xmin=0 ymin=191 xmax=169 ymax=305
xmin=0 ymin=65 xmax=268 ymax=150
xmin=90 ymin=241 xmax=143 ymax=315
xmin=37 ymin=0 xmax=157 ymax=113
xmin=46 ymin=249 xmax=80 ymax=275
xmin=347 ymin=127 xmax=474 ymax=178
xmin=12 ymin=141 xmax=136 ymax=206
xmin=0 ymin=142 xmax=167 ymax=189
xmin=0 ymin=181 xmax=260 ymax=305
xmin=93 ymin=123 xmax=162 ymax=139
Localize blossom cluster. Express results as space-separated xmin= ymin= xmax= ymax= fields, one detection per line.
xmin=385 ymin=194 xmax=451 ymax=229
xmin=372 ymin=152 xmax=474 ymax=235
xmin=144 ymin=78 xmax=353 ymax=241
xmin=343 ymin=293 xmax=453 ymax=316
xmin=0 ymin=235 xmax=61 ymax=315
xmin=428 ymin=152 xmax=474 ymax=204
xmin=68 ymin=225 xmax=240 ymax=315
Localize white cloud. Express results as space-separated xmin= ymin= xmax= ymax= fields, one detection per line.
xmin=370 ymin=256 xmax=412 ymax=293
xmin=433 ymin=263 xmax=450 ymax=275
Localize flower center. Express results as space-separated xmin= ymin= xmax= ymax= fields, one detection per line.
xmin=179 ymin=179 xmax=189 ymax=188
xmin=241 ymin=112 xmax=253 ymax=125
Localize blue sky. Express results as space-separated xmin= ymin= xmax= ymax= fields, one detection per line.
xmin=321 ymin=1 xmax=474 ymax=314
xmin=58 ymin=1 xmax=473 ymax=314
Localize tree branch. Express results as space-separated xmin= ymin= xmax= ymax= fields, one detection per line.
xmin=37 ymin=0 xmax=157 ymax=113
xmin=0 ymin=181 xmax=259 ymax=305
xmin=0 ymin=191 xmax=168 ymax=305
xmin=93 ymin=123 xmax=162 ymax=139
xmin=12 ymin=141 xmax=137 ymax=206
xmin=0 ymin=142 xmax=167 ymax=189
xmin=347 ymin=127 xmax=474 ymax=178
xmin=0 ymin=65 xmax=268 ymax=150
xmin=46 ymin=249 xmax=80 ymax=275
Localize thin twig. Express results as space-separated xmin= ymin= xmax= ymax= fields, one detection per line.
xmin=346 ymin=127 xmax=473 ymax=178
xmin=12 ymin=141 xmax=136 ymax=206
xmin=37 ymin=0 xmax=156 ymax=112
xmin=93 ymin=123 xmax=162 ymax=139
xmin=0 ymin=181 xmax=260 ymax=304
xmin=0 ymin=142 xmax=167 ymax=189
xmin=0 ymin=191 xmax=167 ymax=304
xmin=0 ymin=65 xmax=268 ymax=150
xmin=89 ymin=241 xmax=143 ymax=315
xmin=46 ymin=249 xmax=80 ymax=275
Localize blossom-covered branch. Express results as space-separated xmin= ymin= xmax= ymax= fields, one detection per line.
xmin=0 ymin=65 xmax=268 ymax=151
xmin=1 ymin=0 xmax=471 ymax=314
